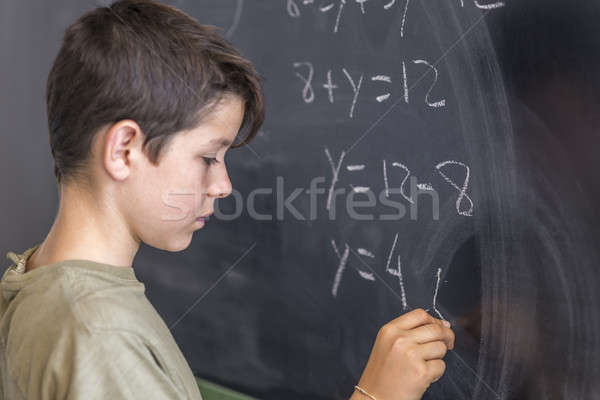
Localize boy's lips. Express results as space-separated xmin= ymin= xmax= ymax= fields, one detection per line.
xmin=196 ymin=211 xmax=213 ymax=222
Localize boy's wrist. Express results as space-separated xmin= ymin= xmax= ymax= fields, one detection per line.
xmin=349 ymin=392 xmax=363 ymax=400
xmin=350 ymin=388 xmax=372 ymax=400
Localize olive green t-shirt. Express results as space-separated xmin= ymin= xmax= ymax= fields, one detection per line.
xmin=0 ymin=244 xmax=203 ymax=400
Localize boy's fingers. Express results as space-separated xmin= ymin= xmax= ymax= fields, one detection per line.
xmin=417 ymin=341 xmax=449 ymax=361
xmin=438 ymin=324 xmax=455 ymax=350
xmin=447 ymin=326 xmax=455 ymax=350
xmin=384 ymin=309 xmax=454 ymax=347
xmin=410 ymin=323 xmax=454 ymax=349
xmin=425 ymin=359 xmax=446 ymax=383
xmin=391 ymin=308 xmax=437 ymax=330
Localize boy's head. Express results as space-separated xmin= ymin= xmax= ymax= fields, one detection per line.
xmin=45 ymin=0 xmax=264 ymax=251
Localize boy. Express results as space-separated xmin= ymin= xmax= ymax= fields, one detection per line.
xmin=1 ymin=1 xmax=454 ymax=399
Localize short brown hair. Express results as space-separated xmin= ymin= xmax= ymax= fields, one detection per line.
xmin=46 ymin=0 xmax=265 ymax=185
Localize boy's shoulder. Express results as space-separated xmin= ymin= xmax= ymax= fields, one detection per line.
xmin=1 ymin=260 xmax=166 ymax=352
xmin=1 ymin=259 xmax=201 ymax=399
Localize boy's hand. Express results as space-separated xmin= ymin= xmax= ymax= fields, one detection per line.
xmin=350 ymin=308 xmax=455 ymax=400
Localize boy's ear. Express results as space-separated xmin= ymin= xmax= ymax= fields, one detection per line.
xmin=102 ymin=120 xmax=142 ymax=181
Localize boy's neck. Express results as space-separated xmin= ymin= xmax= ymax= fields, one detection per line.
xmin=26 ymin=183 xmax=139 ymax=272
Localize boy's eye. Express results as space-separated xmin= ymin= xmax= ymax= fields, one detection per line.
xmin=202 ymin=157 xmax=219 ymax=166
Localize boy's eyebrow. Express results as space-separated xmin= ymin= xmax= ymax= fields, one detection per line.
xmin=207 ymin=138 xmax=232 ymax=147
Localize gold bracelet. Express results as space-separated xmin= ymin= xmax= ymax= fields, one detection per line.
xmin=354 ymin=385 xmax=376 ymax=400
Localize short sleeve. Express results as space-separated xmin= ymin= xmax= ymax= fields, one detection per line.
xmin=41 ymin=327 xmax=187 ymax=400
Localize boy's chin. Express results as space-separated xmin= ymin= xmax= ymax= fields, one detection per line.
xmin=146 ymin=233 xmax=195 ymax=253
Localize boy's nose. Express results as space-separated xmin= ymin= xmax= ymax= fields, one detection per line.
xmin=206 ymin=175 xmax=232 ymax=198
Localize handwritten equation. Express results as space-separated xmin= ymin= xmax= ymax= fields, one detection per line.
xmin=293 ymin=60 xmax=445 ymax=118
xmin=331 ymin=233 xmax=446 ymax=321
xmin=324 ymin=147 xmax=474 ymax=217
xmin=287 ymin=0 xmax=505 ymax=34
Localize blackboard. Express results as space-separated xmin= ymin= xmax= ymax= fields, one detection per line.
xmin=2 ymin=1 xmax=600 ymax=399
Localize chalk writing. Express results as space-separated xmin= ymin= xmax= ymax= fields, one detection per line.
xmin=432 ymin=267 xmax=446 ymax=321
xmin=435 ymin=160 xmax=473 ymax=216
xmin=325 ymin=147 xmax=474 ymax=216
xmin=294 ymin=61 xmax=446 ymax=117
xmin=287 ymin=0 xmax=503 ymax=33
